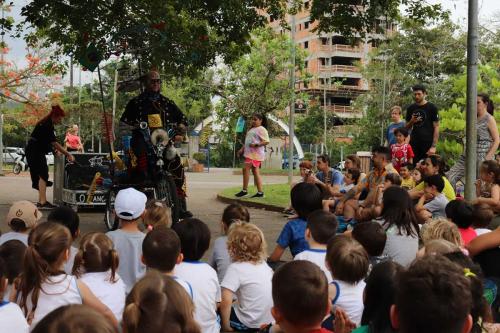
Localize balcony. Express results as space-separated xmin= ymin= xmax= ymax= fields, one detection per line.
xmin=319 ymin=44 xmax=362 ymax=55
xmin=324 ymin=105 xmax=355 ymax=113
xmin=319 ymin=65 xmax=360 ymax=73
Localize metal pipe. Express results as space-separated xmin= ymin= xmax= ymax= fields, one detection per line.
xmin=381 ymin=54 xmax=387 ymax=145
xmin=0 ymin=113 xmax=4 ymax=176
xmin=465 ymin=0 xmax=479 ymax=200
xmin=288 ymin=8 xmax=296 ymax=186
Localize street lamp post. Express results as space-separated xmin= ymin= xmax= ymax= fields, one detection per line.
xmin=288 ymin=9 xmax=296 ymax=186
xmin=379 ymin=49 xmax=392 ymax=145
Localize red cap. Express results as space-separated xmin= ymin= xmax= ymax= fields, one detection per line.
xmin=51 ymin=105 xmax=65 ymax=118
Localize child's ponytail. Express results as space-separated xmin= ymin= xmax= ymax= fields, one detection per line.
xmin=109 ymin=248 xmax=119 ymax=283
xmin=75 ymin=233 xmax=119 ymax=283
xmin=123 ymin=302 xmax=141 ymax=333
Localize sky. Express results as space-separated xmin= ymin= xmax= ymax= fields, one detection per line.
xmin=3 ymin=0 xmax=500 ymax=84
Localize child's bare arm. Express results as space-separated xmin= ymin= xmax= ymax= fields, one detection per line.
xmin=415 ymin=194 xmax=427 ymax=212
xmin=220 ymin=288 xmax=235 ymax=332
xmin=268 ymin=245 xmax=285 ymax=262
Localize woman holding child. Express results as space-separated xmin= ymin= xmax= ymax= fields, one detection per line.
xmin=409 ymin=154 xmax=456 ymax=201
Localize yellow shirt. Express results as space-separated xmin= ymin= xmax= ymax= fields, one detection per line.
xmin=401 ymin=177 xmax=416 ymax=190
xmin=414 ymin=176 xmax=456 ymax=201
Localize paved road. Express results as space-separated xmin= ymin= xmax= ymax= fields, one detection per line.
xmin=0 ymin=169 xmax=296 ymax=260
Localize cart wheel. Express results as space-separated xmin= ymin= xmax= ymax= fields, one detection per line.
xmin=156 ymin=174 xmax=180 ymax=224
xmin=104 ymin=190 xmax=119 ymax=231
xmin=13 ymin=163 xmax=22 ymax=175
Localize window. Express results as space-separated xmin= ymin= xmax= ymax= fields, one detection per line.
xmin=320 ymin=58 xmax=326 ymax=66
xmin=304 ymin=60 xmax=308 ymax=68
xmin=304 ymin=1 xmax=310 ymax=9
xmin=304 ymin=21 xmax=309 ymax=29
xmin=321 ymin=37 xmax=328 ymax=45
xmin=304 ymin=41 xmax=309 ymax=49
xmin=297 ymin=24 xmax=301 ymax=31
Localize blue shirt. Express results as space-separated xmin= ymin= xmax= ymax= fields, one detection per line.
xmin=386 ymin=121 xmax=405 ymax=146
xmin=276 ymin=218 xmax=309 ymax=257
xmin=316 ymin=168 xmax=343 ymax=186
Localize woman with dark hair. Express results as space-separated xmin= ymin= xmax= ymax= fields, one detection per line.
xmin=235 ymin=113 xmax=270 ymax=198
xmin=353 ymin=261 xmax=404 ymax=333
xmin=374 ymin=186 xmax=419 ymax=266
xmin=447 ymin=93 xmax=500 ymax=188
xmin=409 ymin=155 xmax=456 ymax=201
xmin=26 ymin=105 xmax=75 ymax=208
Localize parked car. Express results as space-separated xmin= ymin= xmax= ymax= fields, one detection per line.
xmin=282 ymin=154 xmax=299 ymax=170
xmin=2 ymin=147 xmax=23 ymax=163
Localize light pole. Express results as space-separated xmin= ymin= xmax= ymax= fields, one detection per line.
xmin=288 ymin=6 xmax=296 ymax=186
xmin=379 ymin=49 xmax=392 ymax=145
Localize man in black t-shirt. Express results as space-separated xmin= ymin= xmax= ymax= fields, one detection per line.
xmin=406 ymin=84 xmax=439 ymax=164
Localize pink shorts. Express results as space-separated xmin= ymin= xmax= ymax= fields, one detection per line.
xmin=244 ymin=158 xmax=261 ymax=168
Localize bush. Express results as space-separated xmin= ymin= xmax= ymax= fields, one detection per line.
xmin=192 ymin=152 xmax=206 ymax=163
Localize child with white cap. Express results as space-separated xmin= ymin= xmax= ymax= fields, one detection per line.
xmin=106 ymin=187 xmax=147 ymax=293
xmin=0 ymin=201 xmax=42 ymax=246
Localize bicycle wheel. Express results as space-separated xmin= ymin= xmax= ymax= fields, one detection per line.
xmin=104 ymin=190 xmax=120 ymax=231
xmin=156 ymin=173 xmax=180 ymax=224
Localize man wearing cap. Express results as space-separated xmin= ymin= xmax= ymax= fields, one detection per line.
xmin=0 ymin=201 xmax=43 ymax=245
xmin=120 ymin=70 xmax=192 ymax=219
xmin=106 ymin=187 xmax=147 ymax=293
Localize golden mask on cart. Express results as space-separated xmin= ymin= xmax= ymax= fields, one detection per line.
xmin=147 ymin=114 xmax=163 ymax=128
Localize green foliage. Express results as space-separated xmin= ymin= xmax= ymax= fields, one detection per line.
xmin=18 ymin=0 xmax=288 ymax=76
xmin=295 ymin=104 xmax=324 ymax=144
xmin=192 ymin=152 xmax=206 ymax=163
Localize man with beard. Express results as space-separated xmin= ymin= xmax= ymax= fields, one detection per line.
xmin=405 ymin=84 xmax=439 ymax=164
xmin=120 ymin=70 xmax=192 ymax=218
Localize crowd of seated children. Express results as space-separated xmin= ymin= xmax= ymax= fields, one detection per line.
xmin=399 ymin=163 xmax=416 ymax=190
xmin=294 ymin=210 xmax=338 ymax=282
xmin=47 ymin=206 xmax=80 ymax=274
xmin=351 ymin=221 xmax=388 ymax=272
xmin=209 ymin=203 xmax=250 ymax=283
xmin=472 ymin=203 xmax=495 ymax=236
xmin=409 ymin=155 xmax=456 ymax=202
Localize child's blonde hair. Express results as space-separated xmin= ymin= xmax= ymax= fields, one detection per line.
xmin=227 ymin=222 xmax=267 ymax=263
xmin=144 ymin=200 xmax=172 ymax=229
xmin=123 ymin=271 xmax=200 ymax=333
xmin=421 ymin=218 xmax=462 ymax=246
xmin=18 ymin=222 xmax=72 ymax=317
xmin=72 ymin=232 xmax=119 ymax=282
xmin=422 ymin=239 xmax=461 ymax=256
xmin=31 ymin=304 xmax=116 ymax=333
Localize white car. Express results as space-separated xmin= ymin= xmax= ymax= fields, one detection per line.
xmin=2 ymin=147 xmax=23 ymax=163
xmin=45 ymin=152 xmax=54 ymax=165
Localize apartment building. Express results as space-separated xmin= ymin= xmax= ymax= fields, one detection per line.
xmin=268 ymin=2 xmax=389 ymax=122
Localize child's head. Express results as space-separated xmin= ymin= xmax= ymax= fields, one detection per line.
xmin=326 ymin=235 xmax=369 ymax=284
xmin=114 ymin=187 xmax=147 ymax=222
xmin=394 ymin=127 xmax=409 ymax=143
xmin=31 ymin=304 xmax=116 ymax=333
xmin=221 ymin=203 xmax=250 ymax=233
xmin=6 ymin=200 xmax=42 ymax=233
xmin=399 ymin=163 xmax=413 ymax=179
xmin=352 ymin=221 xmax=387 ymax=257
xmin=345 ymin=168 xmax=361 ymax=185
xmin=305 ymin=210 xmax=338 ymax=245
xmin=384 ymin=173 xmax=402 ymax=187
xmin=362 ymin=261 xmax=404 ymax=331
xmin=479 ymin=160 xmax=500 ymax=184
xmin=472 ymin=203 xmax=494 ymax=229
xmin=421 ymin=218 xmax=463 ymax=247
xmin=0 ymin=240 xmax=27 ymax=285
xmin=271 ymin=260 xmax=329 ymax=330
xmin=291 ymin=182 xmax=323 ymax=219
xmin=227 ymin=222 xmax=267 ymax=263
xmin=445 ymin=200 xmax=474 ymax=229
xmin=20 ymin=222 xmax=72 ymax=314
xmin=411 ymin=168 xmax=422 ymax=184
xmin=251 ymin=113 xmax=267 ymax=128
xmin=391 ymin=255 xmax=473 ymax=333
xmin=72 ymin=233 xmax=119 ymax=281
xmin=142 ymin=226 xmax=182 ymax=273
xmin=172 ymin=218 xmax=210 ymax=261
xmin=419 ymin=239 xmax=461 ymax=257
xmin=390 ymin=105 xmax=402 ymax=121
xmin=47 ymin=206 xmax=80 ymax=240
xmin=123 ymin=271 xmax=200 ymax=333
xmin=143 ymin=200 xmax=172 ymax=230
xmin=423 ymin=174 xmax=445 ymax=197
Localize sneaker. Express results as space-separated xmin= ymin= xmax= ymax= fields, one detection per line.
xmin=46 ymin=181 xmax=53 ymax=187
xmin=37 ymin=201 xmax=58 ymax=209
xmin=235 ymin=190 xmax=248 ymax=198
xmin=251 ymin=192 xmax=264 ymax=198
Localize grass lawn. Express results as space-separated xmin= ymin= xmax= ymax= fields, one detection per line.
xmin=219 ymin=183 xmax=291 ymax=209
xmin=232 ymin=168 xmax=301 ymax=176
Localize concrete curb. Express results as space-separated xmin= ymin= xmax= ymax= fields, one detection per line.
xmin=216 ymin=194 xmax=285 ymax=213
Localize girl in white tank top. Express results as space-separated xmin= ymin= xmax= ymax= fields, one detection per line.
xmin=14 ymin=223 xmax=118 ymax=329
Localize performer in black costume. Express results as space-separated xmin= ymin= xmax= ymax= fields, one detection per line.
xmin=26 ymin=105 xmax=75 ymax=209
xmin=119 ymin=71 xmax=192 ymax=218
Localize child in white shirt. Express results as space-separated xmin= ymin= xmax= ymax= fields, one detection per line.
xmin=0 ymin=256 xmax=29 ymax=333
xmin=221 ymin=222 xmax=274 ymax=331
xmin=325 ymin=235 xmax=369 ymax=327
xmin=15 ymin=222 xmax=117 ymax=328
xmin=142 ymin=226 xmax=193 ymax=298
xmin=47 ymin=206 xmax=81 ymax=275
xmin=0 ymin=240 xmax=27 ymax=302
xmin=173 ymin=218 xmax=221 ymax=333
xmin=294 ymin=210 xmax=338 ymax=283
xmin=72 ymin=232 xmax=126 ymax=321
xmin=0 ymin=201 xmax=42 ymax=246
xmin=208 ymin=203 xmax=250 ymax=283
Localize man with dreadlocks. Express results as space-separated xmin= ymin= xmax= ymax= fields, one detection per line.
xmin=119 ymin=70 xmax=192 ymax=218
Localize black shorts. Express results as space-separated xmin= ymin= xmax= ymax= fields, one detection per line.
xmin=26 ymin=143 xmax=49 ymax=190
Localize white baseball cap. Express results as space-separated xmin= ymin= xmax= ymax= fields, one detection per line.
xmin=114 ymin=188 xmax=147 ymax=220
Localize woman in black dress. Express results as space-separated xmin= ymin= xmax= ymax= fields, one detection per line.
xmin=26 ymin=105 xmax=75 ymax=208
